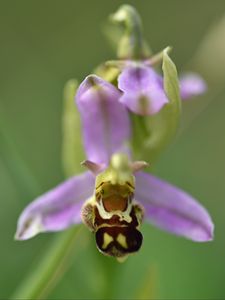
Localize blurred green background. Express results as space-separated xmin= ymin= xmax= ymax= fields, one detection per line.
xmin=1 ymin=0 xmax=225 ymax=299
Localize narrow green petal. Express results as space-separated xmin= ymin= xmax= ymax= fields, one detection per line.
xmin=162 ymin=47 xmax=181 ymax=108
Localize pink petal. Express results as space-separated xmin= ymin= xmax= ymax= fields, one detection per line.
xmin=15 ymin=171 xmax=95 ymax=240
xmin=135 ymin=172 xmax=214 ymax=242
xmin=76 ymin=75 xmax=130 ymax=164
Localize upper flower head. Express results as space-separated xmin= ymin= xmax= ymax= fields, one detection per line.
xmin=104 ymin=59 xmax=207 ymax=117
xmin=104 ymin=4 xmax=207 ymax=117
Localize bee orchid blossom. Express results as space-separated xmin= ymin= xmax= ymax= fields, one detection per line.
xmin=15 ymin=75 xmax=213 ymax=259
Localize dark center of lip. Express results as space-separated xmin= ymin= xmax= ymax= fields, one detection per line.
xmin=95 ymin=226 xmax=143 ymax=257
xmin=102 ymin=195 xmax=128 ymax=212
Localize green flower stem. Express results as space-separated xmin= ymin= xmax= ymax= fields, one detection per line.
xmin=12 ymin=226 xmax=88 ymax=300
xmin=102 ymin=259 xmax=120 ymax=299
xmin=135 ymin=265 xmax=158 ymax=300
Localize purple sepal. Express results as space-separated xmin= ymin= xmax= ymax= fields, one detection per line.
xmin=135 ymin=172 xmax=214 ymax=242
xmin=76 ymin=75 xmax=130 ymax=164
xmin=15 ymin=171 xmax=95 ymax=240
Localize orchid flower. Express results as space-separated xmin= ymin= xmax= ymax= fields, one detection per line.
xmin=15 ymin=75 xmax=214 ymax=259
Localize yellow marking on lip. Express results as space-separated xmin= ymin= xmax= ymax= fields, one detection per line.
xmin=102 ymin=232 xmax=113 ymax=249
xmin=117 ymin=233 xmax=128 ymax=249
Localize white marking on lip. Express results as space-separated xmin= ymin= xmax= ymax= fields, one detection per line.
xmin=96 ymin=197 xmax=133 ymax=223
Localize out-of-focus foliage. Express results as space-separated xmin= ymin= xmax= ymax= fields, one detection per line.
xmin=1 ymin=1 xmax=225 ymax=299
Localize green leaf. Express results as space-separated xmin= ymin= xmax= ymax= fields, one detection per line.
xmin=11 ymin=227 xmax=89 ymax=300
xmin=135 ymin=265 xmax=158 ymax=300
xmin=162 ymin=47 xmax=181 ymax=110
xmin=62 ymin=79 xmax=85 ymax=177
